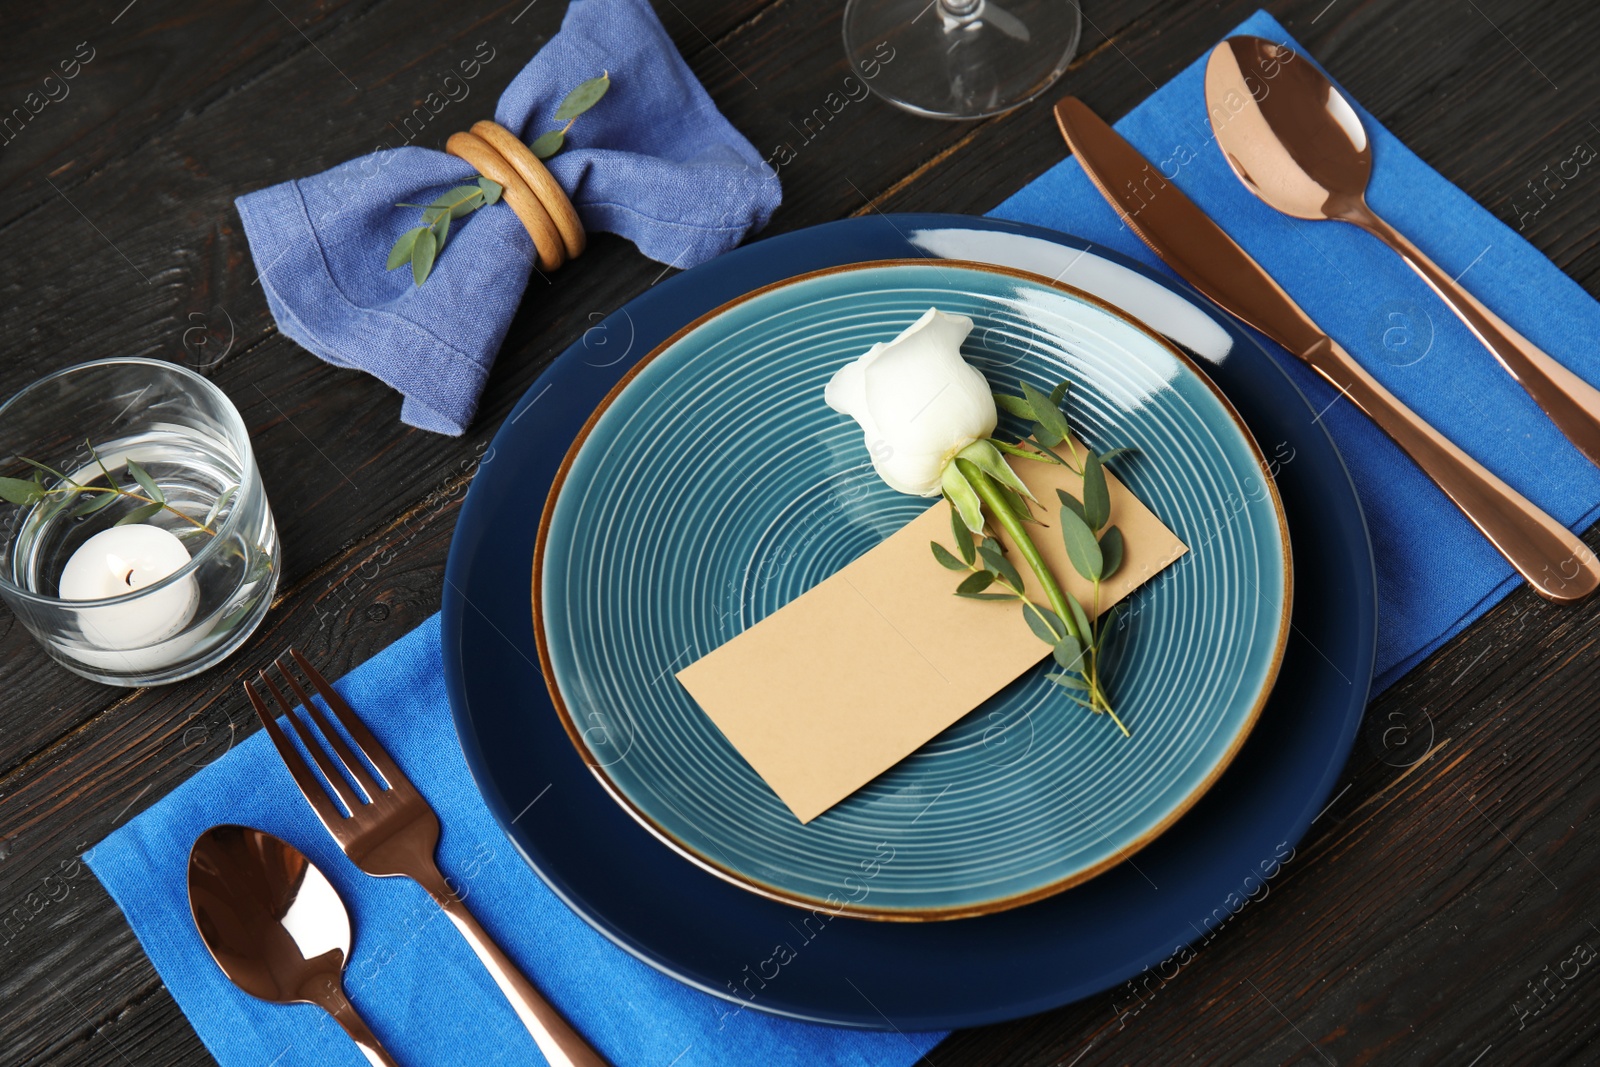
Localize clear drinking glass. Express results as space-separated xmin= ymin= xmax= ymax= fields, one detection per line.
xmin=0 ymin=358 xmax=280 ymax=686
xmin=844 ymin=0 xmax=1081 ymax=119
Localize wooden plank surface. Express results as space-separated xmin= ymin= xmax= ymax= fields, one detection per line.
xmin=1 ymin=0 xmax=1598 ymax=1063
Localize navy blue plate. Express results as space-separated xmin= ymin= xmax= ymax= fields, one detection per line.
xmin=442 ymin=214 xmax=1376 ymax=1030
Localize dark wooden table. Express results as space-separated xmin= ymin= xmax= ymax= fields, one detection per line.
xmin=3 ymin=0 xmax=1598 ymax=1063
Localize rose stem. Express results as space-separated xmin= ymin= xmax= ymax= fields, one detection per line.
xmin=956 ymin=459 xmax=1083 ymax=646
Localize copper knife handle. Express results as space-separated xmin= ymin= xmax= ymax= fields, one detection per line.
xmin=1345 ymin=206 xmax=1600 ymax=469
xmin=1302 ymin=336 xmax=1598 ymax=602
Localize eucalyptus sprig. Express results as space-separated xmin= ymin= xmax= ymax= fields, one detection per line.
xmin=529 ymin=71 xmax=610 ymax=159
xmin=387 ymin=176 xmax=504 ymax=286
xmin=384 ymin=73 xmax=611 ymax=285
xmin=930 ymin=380 xmax=1135 ymax=736
xmin=0 ymin=442 xmax=235 ymax=536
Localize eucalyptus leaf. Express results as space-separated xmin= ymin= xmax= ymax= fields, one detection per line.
xmin=1056 ymin=688 xmax=1098 ymax=710
xmin=1098 ymin=446 xmax=1137 ymax=467
xmin=941 ymin=461 xmax=984 ymax=534
xmin=1058 ymin=503 xmax=1103 ymax=582
xmin=1045 ymin=671 xmax=1088 ymax=691
xmin=411 ymin=226 xmax=438 ymax=286
xmin=950 ymin=505 xmax=975 ymax=565
xmin=1081 ymin=450 xmax=1109 ymax=531
xmin=90 ymin=445 xmax=120 ymax=491
xmin=554 ymin=71 xmax=610 ymax=121
xmin=1029 ymin=441 xmax=1072 ymax=467
xmin=478 ymin=177 xmax=503 ymax=205
xmin=72 ymin=489 xmax=119 ymax=517
xmin=387 ymin=227 xmax=423 ymax=270
xmin=204 ymin=484 xmax=238 ymax=529
xmin=1022 ymin=381 xmax=1071 ymax=447
xmin=431 ymin=210 xmax=451 ymax=253
xmin=957 ymin=591 xmax=1014 ymax=601
xmin=115 ymin=501 xmax=164 ymax=527
xmin=0 ymin=476 xmax=43 ymax=505
xmin=125 ymin=459 xmax=164 ymax=504
xmin=1099 ymin=525 xmax=1124 ymax=579
xmin=979 ymin=540 xmax=1022 ymax=590
xmin=18 ymin=456 xmax=74 ymax=485
xmin=245 ymin=548 xmax=274 ymax=583
xmin=1024 ymin=604 xmax=1063 ymax=645
xmin=931 ymin=542 xmax=967 ymax=571
xmin=1049 ymin=380 xmax=1070 ymax=407
xmin=994 ymin=392 xmax=1033 ymax=419
xmin=1065 ymin=591 xmax=1094 ymax=651
xmin=1097 ymin=602 xmax=1126 ymax=653
xmin=956 ymin=571 xmax=995 ymax=595
xmin=435 ymin=185 xmax=487 ymax=219
xmin=1056 ymin=489 xmax=1088 ymax=525
xmin=1052 ymin=632 xmax=1085 ymax=672
xmin=530 ymin=129 xmax=565 ymax=159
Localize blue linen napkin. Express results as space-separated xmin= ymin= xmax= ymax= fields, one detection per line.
xmin=991 ymin=9 xmax=1600 ymax=691
xmin=87 ymin=615 xmax=942 ymax=1067
xmin=236 ymin=0 xmax=781 ymax=437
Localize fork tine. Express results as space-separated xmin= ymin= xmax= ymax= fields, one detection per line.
xmin=255 ymin=669 xmax=367 ymax=815
xmin=289 ymin=648 xmax=413 ymax=792
xmin=274 ymin=654 xmax=386 ymax=800
xmin=244 ymin=678 xmax=347 ymax=830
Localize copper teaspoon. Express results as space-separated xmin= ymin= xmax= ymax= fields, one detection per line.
xmin=1205 ymin=35 xmax=1600 ymax=469
xmin=189 ymin=825 xmax=399 ymax=1066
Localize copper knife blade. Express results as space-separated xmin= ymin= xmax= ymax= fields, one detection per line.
xmin=1053 ymin=96 xmax=1598 ymax=603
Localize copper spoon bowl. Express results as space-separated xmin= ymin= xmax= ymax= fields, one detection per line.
xmin=1205 ymin=35 xmax=1600 ymax=469
xmin=188 ymin=825 xmax=399 ymax=1066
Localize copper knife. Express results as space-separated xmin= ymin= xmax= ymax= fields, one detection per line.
xmin=1053 ymin=96 xmax=1599 ymax=604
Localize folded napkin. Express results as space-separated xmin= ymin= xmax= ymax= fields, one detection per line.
xmin=87 ymin=616 xmax=941 ymax=1067
xmin=992 ymin=8 xmax=1600 ymax=691
xmin=237 ymin=0 xmax=781 ymax=436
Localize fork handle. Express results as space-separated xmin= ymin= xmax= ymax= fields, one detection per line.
xmin=413 ymin=864 xmax=610 ymax=1067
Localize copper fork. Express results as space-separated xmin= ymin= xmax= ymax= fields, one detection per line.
xmin=245 ymin=649 xmax=608 ymax=1067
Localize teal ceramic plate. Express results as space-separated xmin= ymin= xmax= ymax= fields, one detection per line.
xmin=535 ymin=261 xmax=1290 ymax=920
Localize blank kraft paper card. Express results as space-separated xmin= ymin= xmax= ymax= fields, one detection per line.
xmin=677 ymin=456 xmax=1187 ymax=822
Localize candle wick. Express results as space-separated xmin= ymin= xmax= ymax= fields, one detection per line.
xmin=122 ymin=569 xmax=136 ymax=587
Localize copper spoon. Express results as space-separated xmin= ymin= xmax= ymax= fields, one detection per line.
xmin=1205 ymin=35 xmax=1600 ymax=469
xmin=189 ymin=825 xmax=399 ymax=1066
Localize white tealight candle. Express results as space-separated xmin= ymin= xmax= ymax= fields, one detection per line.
xmin=59 ymin=524 xmax=200 ymax=650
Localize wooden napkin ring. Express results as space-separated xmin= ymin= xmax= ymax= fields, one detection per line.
xmin=470 ymin=121 xmax=585 ymax=261
xmin=445 ymin=130 xmax=565 ymax=272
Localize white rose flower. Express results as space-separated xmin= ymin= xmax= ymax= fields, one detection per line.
xmin=824 ymin=308 xmax=996 ymax=496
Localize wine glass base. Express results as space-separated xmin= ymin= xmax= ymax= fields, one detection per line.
xmin=844 ymin=0 xmax=1082 ymax=120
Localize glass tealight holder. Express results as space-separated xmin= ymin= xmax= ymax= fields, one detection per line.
xmin=0 ymin=358 xmax=281 ymax=686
